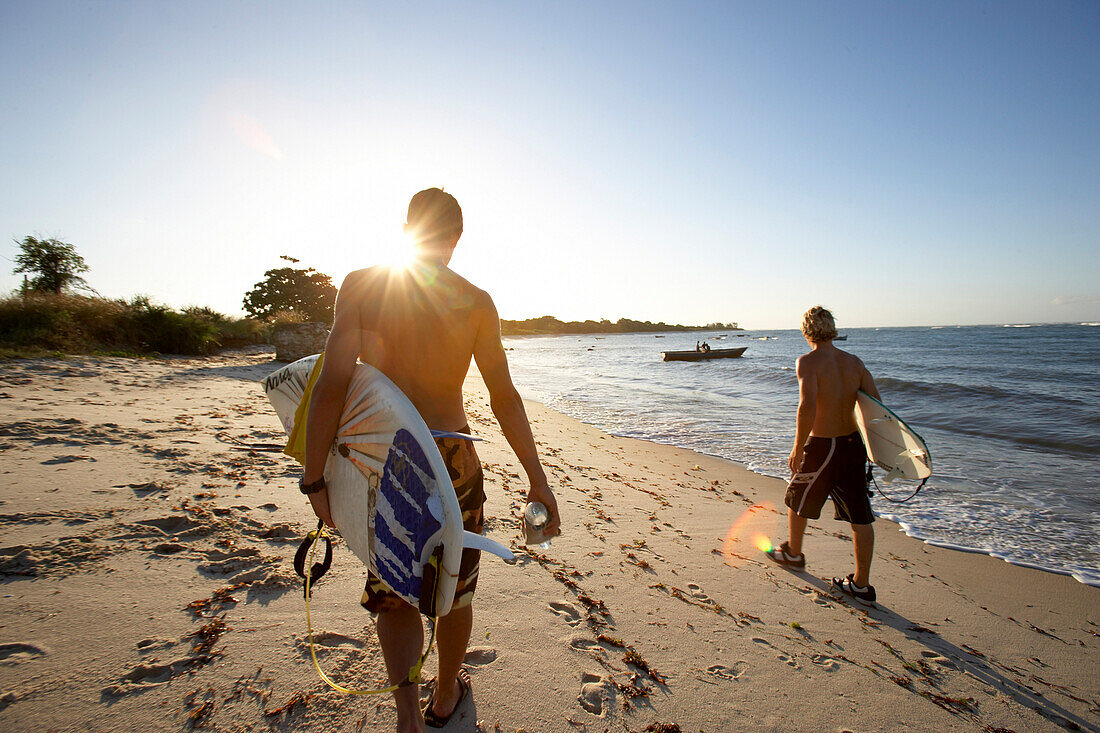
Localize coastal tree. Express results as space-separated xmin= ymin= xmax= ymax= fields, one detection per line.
xmin=242 ymin=256 xmax=337 ymax=322
xmin=13 ymin=236 xmax=91 ymax=294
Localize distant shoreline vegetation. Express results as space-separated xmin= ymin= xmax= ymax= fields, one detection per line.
xmin=0 ymin=293 xmax=274 ymax=359
xmin=501 ymin=316 xmax=740 ymax=336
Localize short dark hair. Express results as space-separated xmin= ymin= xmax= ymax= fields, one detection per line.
xmin=407 ymin=188 xmax=463 ymax=243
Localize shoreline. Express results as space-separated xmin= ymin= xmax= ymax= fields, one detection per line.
xmin=503 ymin=343 xmax=1100 ymax=589
xmin=0 ymin=349 xmax=1096 ymax=732
xmin=517 ymin=387 xmax=1100 ymax=590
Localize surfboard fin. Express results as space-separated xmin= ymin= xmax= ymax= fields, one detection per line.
xmin=462 ymin=530 xmax=514 ymax=561
xmin=882 ymin=467 xmax=904 ymax=483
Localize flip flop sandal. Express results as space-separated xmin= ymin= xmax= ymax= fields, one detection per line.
xmin=424 ymin=667 xmax=472 ymax=728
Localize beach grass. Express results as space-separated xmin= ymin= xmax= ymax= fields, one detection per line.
xmin=0 ymin=293 xmax=271 ymax=358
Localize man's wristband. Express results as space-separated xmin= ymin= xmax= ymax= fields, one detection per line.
xmin=299 ymin=475 xmax=327 ymax=495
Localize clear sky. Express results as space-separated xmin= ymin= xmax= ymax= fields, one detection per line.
xmin=1 ymin=1 xmax=1097 ymax=329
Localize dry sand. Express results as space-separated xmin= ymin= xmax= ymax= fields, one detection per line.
xmin=0 ymin=348 xmax=1096 ymax=732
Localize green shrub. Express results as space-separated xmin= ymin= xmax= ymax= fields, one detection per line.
xmin=0 ymin=293 xmax=268 ymax=358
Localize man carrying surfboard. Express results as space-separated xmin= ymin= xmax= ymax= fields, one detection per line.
xmin=301 ymin=188 xmax=561 ymax=731
xmin=766 ymin=306 xmax=881 ymax=606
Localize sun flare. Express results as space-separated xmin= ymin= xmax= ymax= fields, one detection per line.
xmin=381 ymin=230 xmax=418 ymax=270
xmin=720 ymin=502 xmax=778 ymax=565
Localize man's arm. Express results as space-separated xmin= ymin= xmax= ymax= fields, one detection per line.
xmin=302 ymin=274 xmax=365 ymax=527
xmin=472 ymin=294 xmax=560 ymax=535
xmin=789 ymin=356 xmax=818 ymax=474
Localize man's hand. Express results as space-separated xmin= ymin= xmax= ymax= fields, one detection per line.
xmin=526 ymin=481 xmax=561 ymax=536
xmin=788 ymin=445 xmax=804 ymax=475
xmin=307 ymin=487 xmax=336 ymax=528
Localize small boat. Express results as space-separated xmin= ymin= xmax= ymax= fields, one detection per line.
xmin=662 ymin=346 xmax=747 ymax=362
xmin=835 ymin=335 xmax=847 ymax=341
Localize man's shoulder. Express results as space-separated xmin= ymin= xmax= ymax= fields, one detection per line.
xmin=444 ymin=269 xmax=494 ymax=309
xmin=796 ymin=350 xmax=821 ymax=365
xmin=341 ymin=265 xmax=387 ymax=291
xmin=835 ymin=348 xmax=864 ymax=367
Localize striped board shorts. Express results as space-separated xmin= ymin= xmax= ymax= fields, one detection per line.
xmin=361 ymin=428 xmax=486 ymax=614
xmin=784 ymin=431 xmax=874 ymax=525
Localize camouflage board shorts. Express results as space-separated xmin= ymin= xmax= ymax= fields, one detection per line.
xmin=361 ymin=427 xmax=486 ymax=614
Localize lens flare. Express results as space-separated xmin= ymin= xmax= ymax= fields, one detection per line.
xmin=381 ymin=230 xmax=417 ymax=270
xmin=720 ymin=502 xmax=778 ymax=565
xmin=228 ymin=112 xmax=284 ymax=160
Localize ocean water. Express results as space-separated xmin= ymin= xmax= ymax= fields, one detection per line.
xmin=502 ymin=323 xmax=1100 ymax=587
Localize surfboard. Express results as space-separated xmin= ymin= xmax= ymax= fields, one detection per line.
xmin=854 ymin=390 xmax=932 ymax=483
xmin=264 ymin=354 xmax=512 ymax=618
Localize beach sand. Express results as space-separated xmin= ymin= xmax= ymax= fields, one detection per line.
xmin=1 ymin=348 xmax=1096 ymax=732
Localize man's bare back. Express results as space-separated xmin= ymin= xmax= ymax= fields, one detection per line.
xmin=797 ymin=344 xmax=878 ymax=438
xmin=343 ymin=263 xmax=493 ymax=432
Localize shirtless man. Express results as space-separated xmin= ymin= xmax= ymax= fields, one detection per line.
xmin=765 ymin=306 xmax=881 ymax=605
xmin=301 ymin=188 xmax=560 ymax=731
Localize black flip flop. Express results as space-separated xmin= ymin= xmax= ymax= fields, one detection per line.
xmin=424 ymin=667 xmax=471 ymax=728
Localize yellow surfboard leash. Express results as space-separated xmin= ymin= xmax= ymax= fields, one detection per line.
xmin=299 ymin=521 xmax=438 ymax=695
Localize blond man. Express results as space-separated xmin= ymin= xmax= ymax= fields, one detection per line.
xmin=766 ymin=306 xmax=881 ymax=605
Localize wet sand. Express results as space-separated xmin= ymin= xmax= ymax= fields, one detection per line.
xmin=1 ymin=348 xmax=1096 ymax=732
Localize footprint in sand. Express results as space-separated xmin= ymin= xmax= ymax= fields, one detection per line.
xmin=33 ymin=436 xmax=83 ymax=447
xmin=705 ymin=662 xmax=747 ymax=680
xmin=776 ymin=652 xmax=798 ymax=668
xmin=686 ymin=583 xmax=710 ymax=601
xmin=153 ymin=543 xmax=187 ymax=555
xmin=41 ymin=455 xmax=96 ymax=465
xmin=464 ymin=646 xmax=498 ymax=666
xmin=549 ymin=601 xmax=583 ymax=627
xmin=578 ymin=672 xmax=610 ymax=715
xmin=249 ymin=523 xmax=299 ymax=541
xmin=199 ymin=548 xmax=265 ymax=577
xmin=136 ymin=638 xmax=176 ymax=653
xmin=135 ymin=515 xmax=204 ymax=537
xmin=103 ymin=656 xmax=212 ymax=697
xmin=569 ymin=636 xmax=606 ymax=656
xmin=920 ymin=650 xmax=957 ymax=668
xmin=752 ymin=638 xmax=799 ymax=668
xmin=0 ymin=642 xmax=47 ymax=665
xmin=797 ymin=586 xmax=834 ymax=607
xmin=811 ymin=655 xmax=840 ymax=672
xmin=310 ymin=632 xmax=365 ymax=650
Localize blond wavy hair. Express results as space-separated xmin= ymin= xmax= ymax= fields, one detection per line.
xmin=801 ymin=306 xmax=837 ymax=343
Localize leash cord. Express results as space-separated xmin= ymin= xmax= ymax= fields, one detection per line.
xmin=302 ymin=524 xmax=436 ymax=695
xmin=868 ymin=463 xmax=928 ymax=504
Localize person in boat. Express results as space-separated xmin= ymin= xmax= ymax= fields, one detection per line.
xmin=701 ymin=341 xmax=710 ymax=353
xmin=301 ymin=188 xmax=561 ymax=730
xmin=765 ymin=306 xmax=882 ymax=606
xmin=695 ymin=340 xmax=701 ymax=351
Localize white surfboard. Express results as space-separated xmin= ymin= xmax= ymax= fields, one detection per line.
xmin=264 ymin=355 xmax=512 ymax=618
xmin=854 ymin=390 xmax=932 ymax=483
